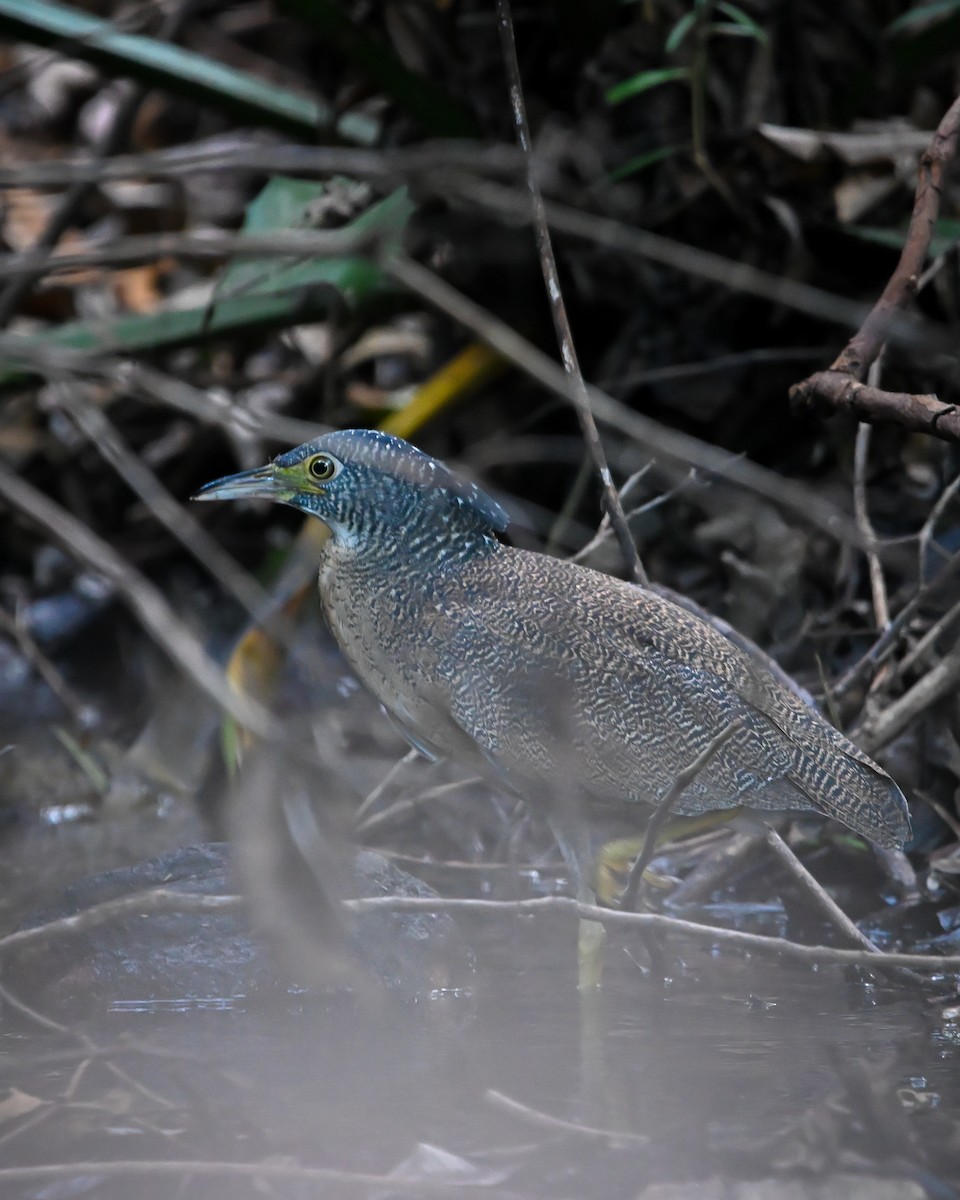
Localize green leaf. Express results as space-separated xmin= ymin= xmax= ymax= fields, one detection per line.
xmin=715 ymin=2 xmax=769 ymax=44
xmin=0 ymin=185 xmax=415 ymax=384
xmin=216 ymin=179 xmax=413 ymax=304
xmin=0 ymin=0 xmax=378 ymax=144
xmin=665 ymin=11 xmax=698 ymax=53
xmin=607 ymin=144 xmax=683 ymax=182
xmin=606 ymin=66 xmax=690 ymax=105
xmin=887 ymin=0 xmax=960 ymax=36
xmin=847 ymin=217 xmax=960 ymax=259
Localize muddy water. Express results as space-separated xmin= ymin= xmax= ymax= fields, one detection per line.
xmin=0 ymin=814 xmax=957 ymax=1199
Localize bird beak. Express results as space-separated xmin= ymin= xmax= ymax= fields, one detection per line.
xmin=191 ymin=464 xmax=285 ymax=503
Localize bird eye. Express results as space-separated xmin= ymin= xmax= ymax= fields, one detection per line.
xmin=307 ymin=454 xmax=338 ymax=482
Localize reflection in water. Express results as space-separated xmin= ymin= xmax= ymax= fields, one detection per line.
xmin=1 ymin=908 xmax=956 ymax=1198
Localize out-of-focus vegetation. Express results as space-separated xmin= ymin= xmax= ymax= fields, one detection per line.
xmin=2 ymin=1 xmax=960 ymax=1195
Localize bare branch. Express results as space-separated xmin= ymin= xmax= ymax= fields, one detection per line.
xmin=0 ymin=464 xmax=278 ymax=739
xmin=791 ymin=93 xmax=960 ymax=441
xmin=495 ymin=0 xmax=645 ymax=583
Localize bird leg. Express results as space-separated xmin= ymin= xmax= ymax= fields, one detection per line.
xmin=594 ymin=812 xmax=739 ymax=907
xmin=616 ymin=718 xmax=748 ymax=911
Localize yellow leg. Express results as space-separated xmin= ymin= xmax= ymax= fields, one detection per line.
xmin=593 ymin=811 xmax=741 ymax=907
xmin=578 ymin=901 xmax=606 ymax=991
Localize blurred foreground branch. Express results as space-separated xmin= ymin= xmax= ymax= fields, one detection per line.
xmin=0 ymin=462 xmax=277 ymax=738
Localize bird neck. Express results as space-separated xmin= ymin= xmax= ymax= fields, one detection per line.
xmin=320 ymin=518 xmax=501 ymax=584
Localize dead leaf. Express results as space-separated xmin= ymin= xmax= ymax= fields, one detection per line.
xmin=760 ymin=121 xmax=932 ymax=166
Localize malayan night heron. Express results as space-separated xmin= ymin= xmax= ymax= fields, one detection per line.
xmin=194 ymin=430 xmax=910 ymax=908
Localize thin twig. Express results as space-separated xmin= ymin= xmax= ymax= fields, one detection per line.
xmin=385 ymin=255 xmax=865 ymax=547
xmin=0 ymin=890 xmax=243 ymax=956
xmin=495 ymin=0 xmax=644 ymax=582
xmin=856 ymin=640 xmax=960 ymax=753
xmin=2 ymin=883 xmax=953 ymax=974
xmin=837 ymin=94 xmax=960 ymax=378
xmin=0 ymin=141 xmax=526 ymax=189
xmin=0 ymin=225 xmax=379 ymax=280
xmin=0 ymin=0 xmax=197 ymax=328
xmin=762 ymin=827 xmax=882 ymax=956
xmin=353 ymin=748 xmax=420 ymax=825
xmin=917 ymin=468 xmax=960 ymax=595
xmin=0 ymin=463 xmax=277 ymax=739
xmin=895 ymin=595 xmax=960 ymax=680
xmin=853 ymin=416 xmax=890 ymax=636
xmin=339 ymin=893 xmax=959 ymax=972
xmin=0 ymin=1160 xmax=510 ymax=1194
xmin=790 ymin=92 xmax=960 ymax=439
xmin=59 ymin=388 xmax=329 ymax=683
xmin=61 ymin=389 xmax=273 ymax=620
xmin=0 ymin=337 xmax=330 ymax=445
xmin=620 ymin=718 xmax=746 ymax=911
xmin=0 ymin=138 xmax=947 ymax=358
xmin=0 ymin=982 xmax=177 ymax=1111
xmin=0 ymin=603 xmax=92 ymax=725
xmin=832 ymin=545 xmax=960 ymax=699
xmin=570 ymin=467 xmax=692 ymax=565
xmin=485 ymin=1088 xmax=649 ymax=1145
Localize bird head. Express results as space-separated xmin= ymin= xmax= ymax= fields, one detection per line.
xmin=193 ymin=429 xmax=509 ymax=549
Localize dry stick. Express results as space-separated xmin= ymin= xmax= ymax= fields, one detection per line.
xmin=0 ymin=1160 xmax=508 ymax=1194
xmin=2 ymin=137 xmax=856 ymax=327
xmin=0 ymin=336 xmax=329 ymax=445
xmin=60 ymin=389 xmax=326 ymax=677
xmin=832 ymin=544 xmax=960 ymax=699
xmin=0 ymin=463 xmax=277 ymax=739
xmin=569 ymin=468 xmax=684 ymax=565
xmin=762 ymin=828 xmax=883 ymax=957
xmin=0 ymin=226 xmax=378 ymax=279
xmin=342 ymin=894 xmax=959 ymax=972
xmin=461 ymin=180 xmax=872 ymax=330
xmin=0 ymin=890 xmax=242 ymax=956
xmin=0 ymin=604 xmax=91 ymax=724
xmin=353 ymin=748 xmax=420 ymax=825
xmin=856 ymin=640 xmax=960 ymax=754
xmin=0 ymin=142 xmax=525 ymax=190
xmin=897 ymin=592 xmax=960 ymax=680
xmin=114 ymin=359 xmax=330 ymax=445
xmin=62 ymin=390 xmax=273 ymax=620
xmin=0 ymin=1103 xmax=56 ymax=1154
xmin=663 ymin=830 xmax=760 ymax=907
xmin=386 ymin=255 xmax=865 ymax=549
xmin=0 ymin=0 xmax=197 ymax=328
xmin=0 ymin=982 xmax=175 ymax=1111
xmin=790 ymin=92 xmax=960 ymax=437
xmin=1 ymin=135 xmax=952 ymax=366
xmin=917 ymin=468 xmax=960 ymax=591
xmin=495 ymin=0 xmax=645 ymax=583
xmin=620 ymin=718 xmax=746 ymax=912
xmin=3 ymin=884 xmax=955 ymax=974
xmin=485 ymin=1088 xmax=649 ymax=1146
xmin=920 ymin=791 xmax=960 ymax=842
xmin=853 ymin=417 xmax=891 ymax=637
xmin=452 ymin=178 xmax=960 ymax=439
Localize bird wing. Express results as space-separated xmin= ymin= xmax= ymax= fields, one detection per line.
xmin=435 ymin=547 xmax=909 ymax=847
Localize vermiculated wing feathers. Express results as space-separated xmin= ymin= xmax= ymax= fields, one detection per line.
xmin=437 ymin=546 xmax=909 ymax=848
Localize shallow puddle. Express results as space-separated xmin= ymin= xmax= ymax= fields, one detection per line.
xmin=1 ymin=891 xmax=956 ymax=1198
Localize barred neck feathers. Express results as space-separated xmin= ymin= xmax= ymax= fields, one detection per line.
xmin=326 ymin=490 xmax=502 ymax=576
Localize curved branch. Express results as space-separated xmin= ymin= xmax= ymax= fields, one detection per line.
xmin=791 ymin=93 xmax=960 ymax=440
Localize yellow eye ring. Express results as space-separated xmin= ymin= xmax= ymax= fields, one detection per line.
xmin=307 ymin=454 xmax=337 ymax=482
